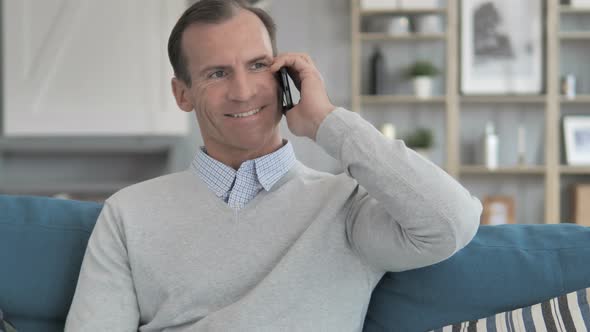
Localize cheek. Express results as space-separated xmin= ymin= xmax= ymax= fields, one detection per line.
xmin=258 ymin=75 xmax=280 ymax=103
xmin=193 ymin=86 xmax=222 ymax=127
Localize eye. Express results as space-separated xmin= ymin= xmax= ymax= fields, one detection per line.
xmin=208 ymin=70 xmax=226 ymax=79
xmin=251 ymin=62 xmax=268 ymax=70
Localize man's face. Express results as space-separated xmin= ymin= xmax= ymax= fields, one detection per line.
xmin=177 ymin=9 xmax=282 ymax=160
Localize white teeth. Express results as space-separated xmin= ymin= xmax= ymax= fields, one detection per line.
xmin=229 ymin=108 xmax=261 ymax=118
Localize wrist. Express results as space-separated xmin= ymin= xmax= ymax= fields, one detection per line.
xmin=311 ymin=104 xmax=337 ymax=141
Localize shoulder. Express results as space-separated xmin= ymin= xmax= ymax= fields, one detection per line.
xmin=108 ymin=170 xmax=200 ymax=206
xmin=295 ymin=163 xmax=357 ymax=190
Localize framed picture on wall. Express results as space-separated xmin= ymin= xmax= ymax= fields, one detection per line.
xmin=481 ymin=196 xmax=515 ymax=225
xmin=563 ymin=116 xmax=590 ymax=165
xmin=461 ymin=0 xmax=543 ymax=94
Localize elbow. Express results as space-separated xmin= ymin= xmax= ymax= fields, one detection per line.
xmin=426 ymin=195 xmax=482 ymax=264
xmin=448 ymin=195 xmax=482 ymax=253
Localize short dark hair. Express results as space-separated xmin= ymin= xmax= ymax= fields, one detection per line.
xmin=168 ymin=0 xmax=277 ymax=87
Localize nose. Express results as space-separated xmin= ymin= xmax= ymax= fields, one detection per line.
xmin=227 ymin=69 xmax=257 ymax=102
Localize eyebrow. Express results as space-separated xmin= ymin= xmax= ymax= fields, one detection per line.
xmin=198 ymin=55 xmax=273 ymax=77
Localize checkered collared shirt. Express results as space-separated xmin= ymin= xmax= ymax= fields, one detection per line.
xmin=191 ymin=141 xmax=296 ymax=210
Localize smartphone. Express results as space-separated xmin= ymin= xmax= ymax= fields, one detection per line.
xmin=277 ymin=67 xmax=294 ymax=113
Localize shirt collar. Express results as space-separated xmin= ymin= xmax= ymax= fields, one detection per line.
xmin=191 ymin=140 xmax=296 ymax=195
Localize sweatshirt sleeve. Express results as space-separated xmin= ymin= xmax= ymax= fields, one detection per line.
xmin=65 ymin=198 xmax=140 ymax=331
xmin=315 ymin=108 xmax=482 ymax=273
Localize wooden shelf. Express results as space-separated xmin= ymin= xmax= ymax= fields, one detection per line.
xmin=560 ymin=95 xmax=590 ymax=103
xmin=460 ymin=165 xmax=546 ymax=175
xmin=360 ymin=32 xmax=446 ymax=41
xmin=559 ymin=31 xmax=590 ymax=39
xmin=360 ymin=8 xmax=447 ymax=16
xmin=461 ymin=95 xmax=546 ymax=104
xmin=361 ymin=95 xmax=446 ymax=104
xmin=560 ymin=6 xmax=590 ymax=14
xmin=560 ymin=166 xmax=590 ymax=174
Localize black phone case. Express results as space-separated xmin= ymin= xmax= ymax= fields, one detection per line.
xmin=278 ymin=67 xmax=294 ymax=113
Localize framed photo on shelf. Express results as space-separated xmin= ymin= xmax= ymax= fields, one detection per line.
xmin=481 ymin=195 xmax=515 ymax=225
xmin=460 ymin=0 xmax=543 ymax=94
xmin=563 ymin=116 xmax=590 ymax=166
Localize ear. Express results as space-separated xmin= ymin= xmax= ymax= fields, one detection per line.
xmin=171 ymin=78 xmax=194 ymax=113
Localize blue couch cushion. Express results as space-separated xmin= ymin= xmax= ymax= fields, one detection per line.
xmin=363 ymin=224 xmax=590 ymax=332
xmin=0 ymin=195 xmax=102 ymax=331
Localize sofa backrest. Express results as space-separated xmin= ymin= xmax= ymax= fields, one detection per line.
xmin=2 ymin=195 xmax=590 ymax=332
xmin=0 ymin=195 xmax=101 ymax=332
xmin=364 ymin=223 xmax=590 ymax=331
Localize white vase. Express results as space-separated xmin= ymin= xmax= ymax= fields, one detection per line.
xmin=571 ymin=0 xmax=590 ymax=8
xmin=413 ymin=76 xmax=433 ymax=99
xmin=360 ymin=0 xmax=399 ymax=10
xmin=399 ymin=0 xmax=439 ymax=8
xmin=415 ymin=15 xmax=442 ymax=34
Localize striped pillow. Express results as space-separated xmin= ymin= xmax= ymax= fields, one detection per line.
xmin=431 ymin=287 xmax=590 ymax=332
xmin=0 ymin=308 xmax=17 ymax=332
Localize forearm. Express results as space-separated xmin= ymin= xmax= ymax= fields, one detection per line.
xmin=316 ymin=108 xmax=482 ymax=271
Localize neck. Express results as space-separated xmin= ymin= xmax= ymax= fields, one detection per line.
xmin=205 ymin=137 xmax=285 ymax=170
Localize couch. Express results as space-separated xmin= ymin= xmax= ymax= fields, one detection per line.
xmin=1 ymin=194 xmax=590 ymax=331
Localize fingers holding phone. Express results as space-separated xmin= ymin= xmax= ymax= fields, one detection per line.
xmin=271 ymin=53 xmax=335 ymax=141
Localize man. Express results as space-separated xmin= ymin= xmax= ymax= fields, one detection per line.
xmin=65 ymin=0 xmax=482 ymax=330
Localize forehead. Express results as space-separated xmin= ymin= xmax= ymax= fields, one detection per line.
xmin=181 ymin=9 xmax=273 ymax=70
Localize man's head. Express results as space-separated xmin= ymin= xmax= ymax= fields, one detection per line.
xmin=169 ymin=0 xmax=284 ymax=169
xmin=168 ymin=0 xmax=278 ymax=87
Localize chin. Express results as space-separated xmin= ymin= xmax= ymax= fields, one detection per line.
xmin=233 ymin=132 xmax=280 ymax=152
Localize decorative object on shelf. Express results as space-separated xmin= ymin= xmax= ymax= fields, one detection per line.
xmin=571 ymin=184 xmax=590 ymax=226
xmin=481 ymin=195 xmax=515 ymax=225
xmin=360 ymin=0 xmax=399 ymax=10
xmin=386 ymin=16 xmax=410 ymax=35
xmin=561 ymin=74 xmax=577 ymax=100
xmin=365 ymin=16 xmax=409 ymax=35
xmin=517 ymin=125 xmax=527 ymax=166
xmin=403 ymin=127 xmax=433 ymax=158
xmin=571 ymin=0 xmax=590 ymax=8
xmin=483 ymin=122 xmax=499 ymax=169
xmin=369 ymin=46 xmax=386 ymax=95
xmin=461 ymin=0 xmax=543 ymax=94
xmin=399 ymin=0 xmax=440 ymax=9
xmin=406 ymin=60 xmax=439 ymax=99
xmin=380 ymin=123 xmax=396 ymax=140
xmin=414 ymin=14 xmax=443 ymax=34
xmin=563 ymin=116 xmax=590 ymax=165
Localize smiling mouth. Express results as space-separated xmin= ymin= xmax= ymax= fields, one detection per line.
xmin=225 ymin=108 xmax=262 ymax=118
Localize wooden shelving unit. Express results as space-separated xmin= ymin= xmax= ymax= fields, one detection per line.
xmin=460 ymin=165 xmax=546 ymax=175
xmin=361 ymin=95 xmax=446 ymax=104
xmin=351 ymin=0 xmax=590 ymax=224
xmin=360 ymin=8 xmax=447 ymax=16
xmin=560 ymin=95 xmax=590 ymax=103
xmin=360 ymin=32 xmax=447 ymax=41
xmin=460 ymin=95 xmax=547 ymax=104
xmin=559 ymin=31 xmax=590 ymax=39
xmin=560 ymin=5 xmax=590 ymax=14
xmin=560 ymin=166 xmax=590 ymax=174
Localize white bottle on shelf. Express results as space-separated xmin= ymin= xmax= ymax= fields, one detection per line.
xmin=484 ymin=122 xmax=499 ymax=170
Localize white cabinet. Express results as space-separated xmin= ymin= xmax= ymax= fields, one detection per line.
xmin=2 ymin=0 xmax=190 ymax=136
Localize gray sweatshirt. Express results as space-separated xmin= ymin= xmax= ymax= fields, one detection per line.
xmin=65 ymin=108 xmax=482 ymax=331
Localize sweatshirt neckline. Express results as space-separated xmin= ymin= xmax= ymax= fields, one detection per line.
xmin=188 ymin=161 xmax=306 ymax=216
